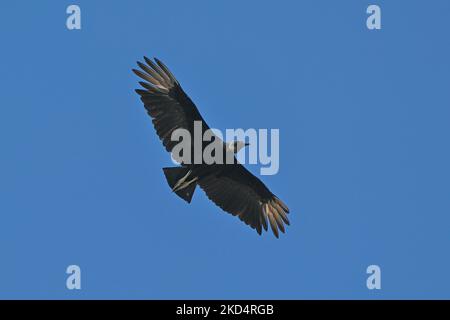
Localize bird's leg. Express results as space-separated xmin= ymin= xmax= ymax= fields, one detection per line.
xmin=172 ymin=176 xmax=198 ymax=193
xmin=172 ymin=169 xmax=191 ymax=190
xmin=172 ymin=169 xmax=196 ymax=192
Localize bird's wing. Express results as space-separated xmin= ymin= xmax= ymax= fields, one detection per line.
xmin=198 ymin=164 xmax=290 ymax=237
xmin=133 ymin=57 xmax=211 ymax=153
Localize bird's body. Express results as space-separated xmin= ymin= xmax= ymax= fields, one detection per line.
xmin=133 ymin=57 xmax=290 ymax=237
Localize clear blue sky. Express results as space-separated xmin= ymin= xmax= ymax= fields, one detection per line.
xmin=1 ymin=1 xmax=449 ymax=299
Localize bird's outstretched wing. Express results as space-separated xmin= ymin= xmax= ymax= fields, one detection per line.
xmin=133 ymin=57 xmax=210 ymax=153
xmin=198 ymin=164 xmax=290 ymax=237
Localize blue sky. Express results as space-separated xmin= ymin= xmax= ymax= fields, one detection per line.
xmin=1 ymin=1 xmax=450 ymax=299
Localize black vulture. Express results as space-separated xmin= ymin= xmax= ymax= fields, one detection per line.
xmin=132 ymin=57 xmax=290 ymax=237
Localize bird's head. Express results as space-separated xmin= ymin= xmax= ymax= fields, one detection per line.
xmin=227 ymin=140 xmax=250 ymax=154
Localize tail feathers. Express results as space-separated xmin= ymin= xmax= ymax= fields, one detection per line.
xmin=176 ymin=182 xmax=196 ymax=203
xmin=163 ymin=167 xmax=187 ymax=189
xmin=163 ymin=167 xmax=196 ymax=203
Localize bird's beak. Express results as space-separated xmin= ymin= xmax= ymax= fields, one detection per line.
xmin=244 ymin=142 xmax=250 ymax=147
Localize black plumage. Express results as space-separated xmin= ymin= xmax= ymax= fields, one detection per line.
xmin=133 ymin=57 xmax=290 ymax=237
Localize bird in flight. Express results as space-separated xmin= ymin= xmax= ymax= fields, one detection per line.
xmin=133 ymin=57 xmax=290 ymax=237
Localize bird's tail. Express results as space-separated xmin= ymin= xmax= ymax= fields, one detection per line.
xmin=163 ymin=167 xmax=197 ymax=203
